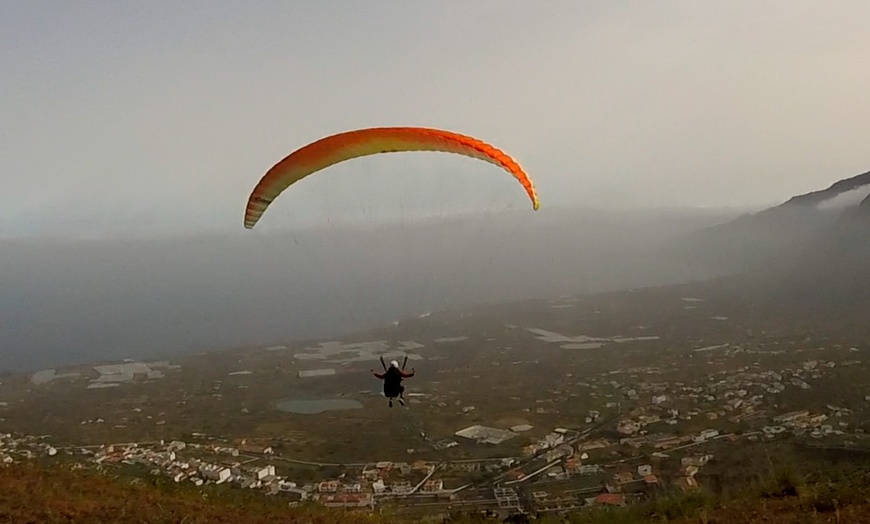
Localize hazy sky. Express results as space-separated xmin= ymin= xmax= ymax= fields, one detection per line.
xmin=3 ymin=1 xmax=870 ymax=237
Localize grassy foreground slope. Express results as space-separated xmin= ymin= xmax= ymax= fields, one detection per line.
xmin=2 ymin=462 xmax=870 ymax=524
xmin=0 ymin=462 xmax=382 ymax=524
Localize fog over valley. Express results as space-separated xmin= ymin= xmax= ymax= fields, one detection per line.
xmin=1 ymin=206 xmax=745 ymax=372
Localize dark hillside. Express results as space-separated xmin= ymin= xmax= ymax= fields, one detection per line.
xmin=673 ymin=170 xmax=870 ymax=276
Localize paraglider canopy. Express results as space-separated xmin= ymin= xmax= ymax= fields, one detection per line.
xmin=244 ymin=126 xmax=539 ymax=229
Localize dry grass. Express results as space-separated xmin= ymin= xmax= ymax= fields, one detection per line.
xmin=4 ymin=462 xmax=870 ymax=524
xmin=0 ymin=462 xmax=382 ymax=524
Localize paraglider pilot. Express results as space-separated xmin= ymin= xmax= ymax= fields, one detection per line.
xmin=371 ymin=360 xmax=415 ymax=407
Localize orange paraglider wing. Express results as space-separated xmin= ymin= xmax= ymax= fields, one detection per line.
xmin=244 ymin=126 xmax=538 ymax=229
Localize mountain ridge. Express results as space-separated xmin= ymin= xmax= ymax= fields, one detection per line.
xmin=674 ymin=168 xmax=870 ymax=277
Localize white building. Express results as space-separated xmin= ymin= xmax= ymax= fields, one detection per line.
xmin=694 ymin=429 xmax=720 ymax=442
xmin=201 ymin=466 xmax=232 ymax=484
xmin=256 ymin=465 xmax=276 ymax=480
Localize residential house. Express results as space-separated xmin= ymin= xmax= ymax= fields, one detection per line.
xmin=318 ymin=480 xmax=339 ymax=493
xmin=255 ymin=465 xmax=276 ymax=480
xmin=200 ymin=466 xmax=231 ymax=484
xmin=577 ymin=439 xmax=612 ymax=452
xmin=614 ymin=471 xmax=634 ymax=484
xmin=320 ymin=493 xmax=373 ymax=508
xmin=542 ymin=432 xmax=565 ymax=448
xmin=616 ymin=420 xmax=641 ymax=435
xmin=694 ymin=429 xmax=719 ymax=442
xmin=681 ymin=454 xmax=713 ymax=467
xmin=546 ymin=465 xmax=569 ymax=481
xmin=674 ymin=476 xmax=699 ymax=492
xmin=238 ymin=443 xmax=273 ymax=455
xmin=564 ymin=458 xmax=579 ymax=474
xmin=653 ymin=435 xmax=693 ymax=449
xmin=391 ymin=481 xmax=412 ymax=494
xmin=620 ymin=437 xmax=648 ymax=448
xmin=595 ymin=493 xmax=626 ymax=507
xmin=774 ymin=411 xmax=809 ymax=424
xmin=682 ymin=465 xmax=699 ymax=477
xmin=235 ymin=477 xmax=259 ymax=489
xmin=421 ymin=480 xmax=444 ymax=493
